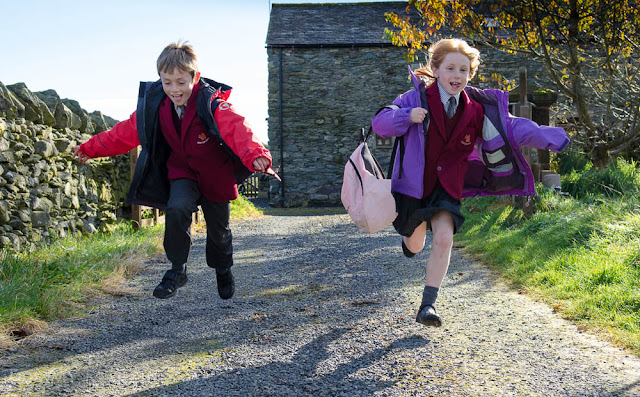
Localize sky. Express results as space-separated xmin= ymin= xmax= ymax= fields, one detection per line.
xmin=0 ymin=0 xmax=395 ymax=144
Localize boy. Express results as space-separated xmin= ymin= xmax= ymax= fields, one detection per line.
xmin=73 ymin=41 xmax=274 ymax=300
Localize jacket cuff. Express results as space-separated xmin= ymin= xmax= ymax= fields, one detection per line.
xmin=244 ymin=147 xmax=272 ymax=171
xmin=79 ymin=138 xmax=100 ymax=158
xmin=393 ymin=108 xmax=414 ymax=128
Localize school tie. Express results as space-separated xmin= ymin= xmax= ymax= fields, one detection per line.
xmin=446 ymin=96 xmax=457 ymax=118
xmin=176 ymin=105 xmax=186 ymax=119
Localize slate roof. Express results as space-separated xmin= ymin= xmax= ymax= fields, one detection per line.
xmin=266 ymin=2 xmax=415 ymax=47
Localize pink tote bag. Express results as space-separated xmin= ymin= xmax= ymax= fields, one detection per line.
xmin=341 ymin=128 xmax=397 ymax=233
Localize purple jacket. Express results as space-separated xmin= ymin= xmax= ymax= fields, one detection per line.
xmin=372 ymin=68 xmax=570 ymax=198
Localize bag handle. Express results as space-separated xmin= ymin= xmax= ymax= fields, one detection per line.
xmin=361 ymin=126 xmax=374 ymax=144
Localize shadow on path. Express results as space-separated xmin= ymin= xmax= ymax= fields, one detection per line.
xmin=126 ymin=328 xmax=430 ymax=396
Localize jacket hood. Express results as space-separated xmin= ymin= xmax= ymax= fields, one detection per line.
xmin=200 ymin=77 xmax=233 ymax=102
xmin=408 ymin=65 xmax=430 ymax=92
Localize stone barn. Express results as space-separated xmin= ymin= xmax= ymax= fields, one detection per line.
xmin=265 ymin=2 xmax=555 ymax=207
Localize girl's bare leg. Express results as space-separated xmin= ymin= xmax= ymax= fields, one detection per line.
xmin=425 ymin=210 xmax=454 ymax=287
xmin=416 ymin=210 xmax=454 ymax=327
xmin=402 ymin=221 xmax=427 ymax=254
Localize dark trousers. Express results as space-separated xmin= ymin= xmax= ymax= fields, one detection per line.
xmin=163 ymin=178 xmax=233 ymax=271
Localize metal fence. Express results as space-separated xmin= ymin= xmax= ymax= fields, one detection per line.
xmin=238 ymin=172 xmax=260 ymax=198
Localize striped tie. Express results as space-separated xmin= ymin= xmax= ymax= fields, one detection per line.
xmin=177 ymin=105 xmax=186 ymax=119
xmin=446 ymin=96 xmax=456 ymax=118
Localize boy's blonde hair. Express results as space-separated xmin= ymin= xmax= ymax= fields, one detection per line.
xmin=414 ymin=38 xmax=481 ymax=84
xmin=157 ymin=40 xmax=199 ymax=77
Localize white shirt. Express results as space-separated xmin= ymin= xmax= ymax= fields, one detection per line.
xmin=436 ymin=81 xmax=460 ymax=114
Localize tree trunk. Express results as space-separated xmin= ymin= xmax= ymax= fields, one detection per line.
xmin=591 ymin=145 xmax=610 ymax=168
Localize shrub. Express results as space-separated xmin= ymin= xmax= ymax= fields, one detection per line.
xmin=562 ymin=158 xmax=640 ymax=199
xmin=556 ymin=148 xmax=591 ymax=174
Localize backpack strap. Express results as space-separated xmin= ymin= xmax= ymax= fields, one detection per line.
xmin=372 ymin=105 xmax=405 ymax=180
xmin=386 ymin=86 xmax=430 ymax=180
xmin=388 ymin=133 xmax=404 ymax=179
xmin=360 ymin=126 xmax=386 ymax=179
xmin=197 ymin=90 xmax=252 ymax=184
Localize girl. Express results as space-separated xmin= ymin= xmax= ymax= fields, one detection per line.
xmin=372 ymin=38 xmax=569 ymax=327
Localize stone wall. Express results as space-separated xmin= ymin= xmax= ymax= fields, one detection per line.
xmin=0 ymin=81 xmax=128 ymax=251
xmin=267 ymin=45 xmax=553 ymax=207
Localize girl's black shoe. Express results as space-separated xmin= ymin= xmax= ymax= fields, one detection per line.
xmin=402 ymin=240 xmax=416 ymax=258
xmin=416 ymin=304 xmax=442 ymax=327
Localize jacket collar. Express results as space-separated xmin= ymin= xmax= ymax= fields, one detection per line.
xmin=426 ymin=82 xmax=474 ymax=141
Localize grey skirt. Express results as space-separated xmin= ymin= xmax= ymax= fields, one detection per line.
xmin=392 ymin=186 xmax=465 ymax=237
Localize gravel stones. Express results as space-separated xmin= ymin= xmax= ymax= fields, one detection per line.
xmin=1 ymin=212 xmax=639 ymax=396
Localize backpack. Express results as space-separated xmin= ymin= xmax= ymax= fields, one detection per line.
xmin=197 ymin=78 xmax=253 ymax=185
xmin=341 ymin=126 xmax=397 ymax=233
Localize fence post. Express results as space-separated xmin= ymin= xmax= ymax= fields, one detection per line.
xmin=130 ymin=147 xmax=142 ymax=230
xmin=516 ymin=67 xmax=537 ymax=182
xmin=530 ymin=88 xmax=559 ymax=179
xmin=514 ymin=67 xmax=535 ymax=216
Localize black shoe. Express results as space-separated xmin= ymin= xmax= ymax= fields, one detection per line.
xmin=402 ymin=240 xmax=416 ymax=258
xmin=153 ymin=268 xmax=188 ymax=299
xmin=216 ymin=268 xmax=235 ymax=299
xmin=416 ymin=305 xmax=442 ymax=327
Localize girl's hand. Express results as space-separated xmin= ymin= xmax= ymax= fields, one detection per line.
xmin=253 ymin=156 xmax=270 ymax=172
xmin=72 ymin=145 xmax=90 ymax=164
xmin=410 ymin=107 xmax=428 ymax=123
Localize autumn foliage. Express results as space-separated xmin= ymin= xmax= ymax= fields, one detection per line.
xmin=385 ymin=0 xmax=640 ymax=167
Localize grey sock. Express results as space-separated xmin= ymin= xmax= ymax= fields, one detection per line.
xmin=421 ymin=286 xmax=439 ymax=308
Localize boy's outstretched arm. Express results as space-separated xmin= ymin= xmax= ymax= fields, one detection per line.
xmin=214 ymin=101 xmax=273 ymax=173
xmin=73 ymin=112 xmax=141 ymax=162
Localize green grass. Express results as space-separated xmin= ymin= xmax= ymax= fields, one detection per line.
xmin=230 ymin=193 xmax=264 ymax=219
xmin=459 ymin=187 xmax=640 ymax=354
xmin=0 ymin=194 xmax=262 ymax=340
xmin=0 ymin=222 xmax=164 ymax=337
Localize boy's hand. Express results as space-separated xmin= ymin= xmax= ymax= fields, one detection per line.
xmin=253 ymin=156 xmax=270 ymax=172
xmin=410 ymin=107 xmax=428 ymax=123
xmin=253 ymin=156 xmax=281 ymax=181
xmin=73 ymin=145 xmax=90 ymax=164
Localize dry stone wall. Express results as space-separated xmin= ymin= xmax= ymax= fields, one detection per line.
xmin=0 ymin=81 xmax=129 ymax=251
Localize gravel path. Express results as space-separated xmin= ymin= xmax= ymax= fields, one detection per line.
xmin=1 ymin=210 xmax=639 ymax=396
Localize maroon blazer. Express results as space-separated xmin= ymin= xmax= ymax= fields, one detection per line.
xmin=423 ymin=82 xmax=484 ymax=200
xmin=158 ymin=83 xmax=238 ymax=202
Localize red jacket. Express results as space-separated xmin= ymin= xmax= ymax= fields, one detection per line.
xmin=80 ymin=81 xmax=271 ymax=202
xmin=423 ymin=82 xmax=484 ymax=200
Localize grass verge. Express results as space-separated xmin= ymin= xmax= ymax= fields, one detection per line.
xmin=0 ymin=222 xmax=163 ymax=344
xmin=458 ymin=187 xmax=640 ymax=354
xmin=0 ymin=194 xmax=263 ymax=345
xmin=230 ymin=194 xmax=264 ymax=219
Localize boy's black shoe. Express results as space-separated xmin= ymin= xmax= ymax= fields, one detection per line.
xmin=416 ymin=304 xmax=442 ymax=327
xmin=153 ymin=268 xmax=188 ymax=299
xmin=402 ymin=240 xmax=416 ymax=258
xmin=216 ymin=268 xmax=235 ymax=299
